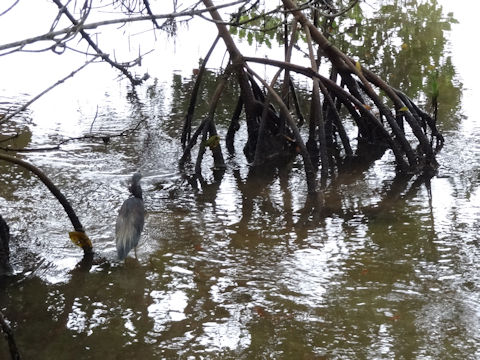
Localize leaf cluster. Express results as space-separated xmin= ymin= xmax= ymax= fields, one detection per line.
xmin=229 ymin=6 xmax=285 ymax=48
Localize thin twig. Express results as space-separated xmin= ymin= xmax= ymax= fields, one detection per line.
xmin=0 ymin=1 xmax=247 ymax=54
xmin=0 ymin=0 xmax=20 ymax=16
xmin=0 ymin=116 xmax=147 ymax=153
xmin=89 ymin=105 xmax=99 ymax=134
xmin=51 ymin=0 xmax=141 ymax=85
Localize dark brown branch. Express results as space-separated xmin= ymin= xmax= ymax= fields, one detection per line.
xmin=282 ymin=0 xmax=422 ymax=168
xmin=346 ymin=58 xmax=434 ymax=162
xmin=0 ymin=1 xmax=246 ymax=54
xmin=181 ymin=35 xmax=221 ymax=147
xmin=142 ymin=0 xmax=161 ymax=28
xmin=201 ymin=0 xmax=257 ymax=134
xmin=52 ymin=0 xmax=143 ymax=86
xmin=194 ymin=73 xmax=228 ymax=174
xmin=179 ymin=118 xmax=208 ymax=167
xmin=0 ymin=153 xmax=92 ymax=254
xmin=251 ymin=95 xmax=272 ymax=166
xmin=251 ymin=21 xmax=299 ymax=166
xmin=246 ymin=65 xmax=317 ymax=193
xmin=0 ymin=311 xmax=21 ymax=360
xmin=243 ymin=56 xmax=409 ymax=170
xmin=304 ymin=24 xmax=328 ymax=176
xmin=0 ymin=116 xmax=147 ymax=153
xmin=317 ymin=78 xmax=353 ymax=156
xmin=0 ymin=0 xmax=20 ymax=16
xmin=252 ymin=63 xmax=286 ymax=166
xmin=226 ymin=96 xmax=243 ymax=154
xmin=393 ymin=88 xmax=444 ymax=147
xmin=288 ymin=79 xmax=304 ymax=127
xmin=279 ymin=18 xmax=298 ymax=133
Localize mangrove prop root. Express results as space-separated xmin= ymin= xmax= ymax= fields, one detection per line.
xmin=181 ymin=35 xmax=220 ymax=148
xmin=226 ymin=96 xmax=243 ymax=154
xmin=194 ymin=71 xmax=229 ymax=174
xmin=194 ymin=0 xmax=440 ymax=194
xmin=304 ymin=24 xmax=329 ymax=177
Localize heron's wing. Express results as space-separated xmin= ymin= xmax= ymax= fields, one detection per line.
xmin=115 ymin=197 xmax=144 ymax=259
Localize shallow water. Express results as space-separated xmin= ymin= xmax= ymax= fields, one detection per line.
xmin=1 ymin=1 xmax=480 ymax=359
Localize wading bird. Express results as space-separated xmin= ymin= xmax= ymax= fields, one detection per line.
xmin=116 ymin=173 xmax=144 ymax=260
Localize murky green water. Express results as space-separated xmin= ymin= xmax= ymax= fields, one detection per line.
xmin=1 ymin=1 xmax=480 ymax=359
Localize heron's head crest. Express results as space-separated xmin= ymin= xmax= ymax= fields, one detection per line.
xmin=129 ymin=172 xmax=143 ymax=199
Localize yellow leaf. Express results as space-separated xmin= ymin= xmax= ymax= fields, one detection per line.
xmin=355 ymin=61 xmax=362 ymax=73
xmin=69 ymin=231 xmax=92 ymax=248
xmin=363 ymin=104 xmax=372 ymax=110
xmin=401 ymin=43 xmax=408 ymax=50
xmin=398 ymin=106 xmax=408 ymax=112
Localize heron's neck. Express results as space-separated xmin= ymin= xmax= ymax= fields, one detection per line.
xmin=130 ymin=184 xmax=143 ymax=199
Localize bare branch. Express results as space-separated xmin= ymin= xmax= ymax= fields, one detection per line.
xmin=0 ymin=0 xmax=19 ymax=16
xmin=0 ymin=0 xmax=247 ymax=54
xmin=0 ymin=153 xmax=92 ymax=254
xmin=142 ymin=0 xmax=161 ymax=28
xmin=0 ymin=310 xmax=22 ymax=360
xmin=51 ymin=0 xmax=143 ymax=85
xmin=0 ymin=115 xmax=148 ymax=153
xmin=245 ymin=64 xmax=317 ymax=193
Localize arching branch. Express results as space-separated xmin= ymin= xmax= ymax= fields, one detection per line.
xmin=0 ymin=153 xmax=92 ymax=254
xmin=246 ymin=65 xmax=317 ymax=193
xmin=0 ymin=310 xmax=21 ymax=360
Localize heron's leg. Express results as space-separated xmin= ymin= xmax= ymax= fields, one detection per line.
xmin=134 ymin=247 xmax=137 ymax=259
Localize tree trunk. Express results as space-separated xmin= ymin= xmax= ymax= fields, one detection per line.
xmin=0 ymin=215 xmax=12 ymax=276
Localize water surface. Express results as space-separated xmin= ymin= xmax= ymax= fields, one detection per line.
xmin=1 ymin=1 xmax=479 ymax=358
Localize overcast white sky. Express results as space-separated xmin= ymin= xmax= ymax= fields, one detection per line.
xmin=0 ymin=0 xmax=477 ymax=122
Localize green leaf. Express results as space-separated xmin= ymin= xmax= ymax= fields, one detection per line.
xmin=204 ymin=135 xmax=220 ymax=149
xmin=247 ymin=32 xmax=254 ymax=45
xmin=238 ymin=28 xmax=246 ymax=39
xmin=239 ymin=15 xmax=250 ymax=23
